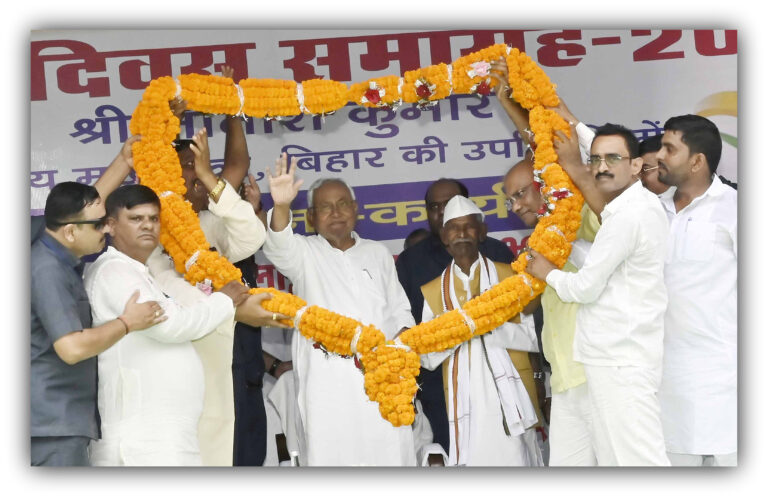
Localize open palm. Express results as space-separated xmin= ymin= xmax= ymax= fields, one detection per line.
xmin=267 ymin=153 xmax=304 ymax=206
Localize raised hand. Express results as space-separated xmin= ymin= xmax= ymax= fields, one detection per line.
xmin=189 ymin=128 xmax=215 ymax=183
xmin=266 ymin=152 xmax=303 ymax=208
xmin=241 ymin=173 xmax=262 ymax=213
xmin=220 ymin=64 xmax=235 ymax=81
xmin=553 ymin=123 xmax=584 ymax=175
xmin=489 ymin=58 xmax=530 ymax=142
xmin=169 ymin=96 xmax=188 ymax=120
xmin=119 ymin=135 xmax=141 ymax=170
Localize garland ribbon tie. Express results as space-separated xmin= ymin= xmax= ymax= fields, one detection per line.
xmin=184 ymin=250 xmax=200 ymax=272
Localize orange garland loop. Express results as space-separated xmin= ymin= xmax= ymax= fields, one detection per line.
xmin=130 ymin=45 xmax=583 ymax=427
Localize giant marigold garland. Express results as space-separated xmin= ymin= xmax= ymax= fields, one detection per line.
xmin=129 ymin=44 xmax=583 ymax=427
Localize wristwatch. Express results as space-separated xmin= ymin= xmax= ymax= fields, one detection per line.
xmin=268 ymin=358 xmax=282 ymax=377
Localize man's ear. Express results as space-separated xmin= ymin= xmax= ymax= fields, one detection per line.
xmin=629 ymin=157 xmax=643 ymax=176
xmin=106 ymin=216 xmax=118 ymax=237
xmin=306 ymin=209 xmax=315 ymax=233
xmin=690 ymin=152 xmax=708 ymax=175
xmin=62 ymin=224 xmax=76 ymax=243
xmin=479 ymin=221 xmax=488 ymax=243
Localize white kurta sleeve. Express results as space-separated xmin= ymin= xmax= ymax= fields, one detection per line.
xmin=200 ymin=181 xmax=266 ymax=263
xmin=88 ymin=258 xmax=235 ymax=344
xmin=546 ymin=209 xmax=637 ymax=304
xmin=575 ymin=121 xmax=596 ymax=163
xmin=419 ymin=300 xmax=453 ymax=370
xmin=262 ymin=208 xmax=310 ymax=283
xmin=146 ymin=246 xmax=207 ymax=305
xmin=486 ymin=314 xmax=539 ymax=352
xmin=382 ymin=249 xmax=416 ymax=332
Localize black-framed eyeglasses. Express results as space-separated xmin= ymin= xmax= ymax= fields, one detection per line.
xmin=504 ymin=182 xmax=533 ymax=211
xmin=309 ymin=199 xmax=355 ymax=216
xmin=587 ymin=154 xmax=630 ymax=168
xmin=51 ymin=215 xmax=107 ymax=230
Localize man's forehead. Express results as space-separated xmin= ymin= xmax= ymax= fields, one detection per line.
xmin=119 ymin=203 xmax=160 ymax=216
xmin=445 ymin=213 xmax=483 ymax=228
xmin=591 ymin=134 xmax=630 ymax=155
xmin=427 ymin=181 xmax=461 ymax=202
xmin=660 ymin=130 xmax=684 ymax=146
xmin=504 ymin=163 xmax=533 ymax=190
xmin=314 ymin=181 xmax=353 ymax=201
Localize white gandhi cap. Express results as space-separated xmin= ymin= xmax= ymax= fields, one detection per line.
xmin=442 ymin=195 xmax=485 ymax=227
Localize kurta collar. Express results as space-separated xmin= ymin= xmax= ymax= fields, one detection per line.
xmin=661 ymin=175 xmax=726 ymax=216
xmin=601 ymin=179 xmax=643 ymax=219
xmin=317 ymin=230 xmax=361 ymax=252
xmin=104 ymin=245 xmax=151 ymax=273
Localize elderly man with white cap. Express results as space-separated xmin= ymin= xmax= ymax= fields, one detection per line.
xmin=419 ymin=195 xmax=543 ymax=466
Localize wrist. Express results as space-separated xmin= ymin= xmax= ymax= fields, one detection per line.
xmin=198 ymin=170 xmax=218 ymax=191
xmin=208 ymin=178 xmax=227 ymax=202
xmin=268 ymin=358 xmax=282 ymax=377
xmin=116 ymin=315 xmax=131 ymax=334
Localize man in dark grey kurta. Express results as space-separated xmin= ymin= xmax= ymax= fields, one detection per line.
xmin=30 ymin=182 xmax=166 ymax=465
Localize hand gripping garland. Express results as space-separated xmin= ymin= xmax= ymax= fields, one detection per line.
xmin=129 ymin=44 xmax=584 ymax=427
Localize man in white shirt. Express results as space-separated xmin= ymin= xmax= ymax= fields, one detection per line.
xmin=527 ymin=123 xmax=670 ymax=466
xmin=262 ymin=154 xmax=417 ymax=466
xmin=655 ymin=115 xmax=737 ymax=466
xmin=85 ymin=185 xmax=285 ymax=466
xmin=145 ymin=118 xmax=270 ymax=465
xmin=420 ymin=195 xmax=541 ymax=466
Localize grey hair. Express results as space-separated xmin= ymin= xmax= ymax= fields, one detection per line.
xmin=306 ymin=177 xmax=357 ymax=207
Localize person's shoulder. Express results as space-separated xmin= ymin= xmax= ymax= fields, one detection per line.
xmin=491 ymin=259 xmax=514 ymax=280
xmin=481 ymin=235 xmax=514 ymax=262
xmin=31 ymin=242 xmax=67 ymax=278
xmin=357 ymin=236 xmax=391 ymax=256
xmin=84 ymin=249 xmax=133 ymax=282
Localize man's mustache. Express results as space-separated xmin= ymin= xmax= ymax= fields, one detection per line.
xmin=595 ymin=172 xmax=614 ymax=179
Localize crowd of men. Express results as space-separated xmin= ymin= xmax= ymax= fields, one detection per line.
xmin=30 ymin=62 xmax=737 ymax=467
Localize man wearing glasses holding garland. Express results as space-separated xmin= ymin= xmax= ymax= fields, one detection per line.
xmin=526 ymin=123 xmax=671 ymax=466
xmin=30 ymin=140 xmax=168 ymax=466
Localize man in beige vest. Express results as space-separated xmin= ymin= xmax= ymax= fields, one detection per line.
xmin=419 ymin=195 xmax=543 ymax=466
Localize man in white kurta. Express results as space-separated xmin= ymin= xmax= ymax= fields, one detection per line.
xmin=654 ymin=115 xmax=737 ymax=465
xmin=262 ymin=156 xmax=416 ymax=466
xmin=528 ymin=124 xmax=670 ymax=466
xmin=145 ymin=119 xmax=266 ymax=465
xmin=84 ymin=186 xmax=242 ymax=466
xmin=420 ymin=196 xmax=540 ymax=466
xmin=146 ymin=179 xmax=265 ymax=465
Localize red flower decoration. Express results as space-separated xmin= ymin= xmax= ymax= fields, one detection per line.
xmin=364 ymin=88 xmax=381 ymax=104
xmin=537 ymin=205 xmax=548 ymax=215
xmin=552 ymin=190 xmax=570 ymax=200
xmin=533 ymin=181 xmax=543 ymax=191
xmin=416 ymin=83 xmax=432 ymax=99
xmin=476 ymin=80 xmax=492 ymax=96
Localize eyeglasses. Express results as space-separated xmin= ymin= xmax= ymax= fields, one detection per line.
xmin=504 ymin=183 xmax=533 ymax=211
xmin=51 ymin=215 xmax=108 ymax=230
xmin=641 ymin=164 xmax=659 ymax=173
xmin=310 ymin=199 xmax=355 ymax=216
xmin=587 ymin=154 xmax=630 ymax=168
